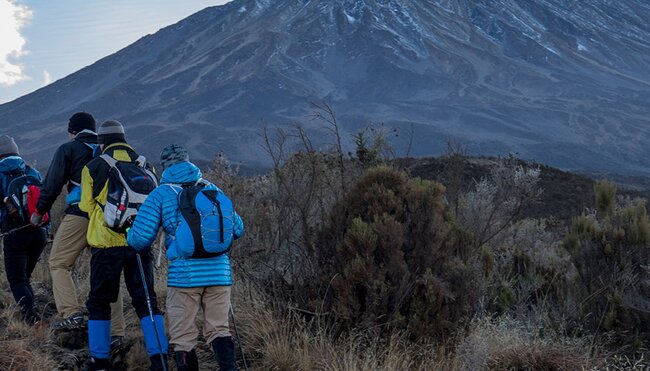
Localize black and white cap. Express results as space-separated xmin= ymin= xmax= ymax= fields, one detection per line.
xmin=98 ymin=120 xmax=125 ymax=136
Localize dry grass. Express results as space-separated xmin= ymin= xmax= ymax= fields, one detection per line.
xmin=233 ymin=284 xmax=459 ymax=371
xmin=0 ymin=339 xmax=57 ymax=371
xmin=0 ymin=235 xmax=637 ymax=371
xmin=0 ymin=306 xmax=57 ymax=370
xmin=454 ymin=317 xmax=595 ymax=371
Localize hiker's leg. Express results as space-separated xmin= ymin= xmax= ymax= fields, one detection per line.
xmin=3 ymin=230 xmax=38 ymax=323
xmin=167 ymin=286 xmax=202 ymax=352
xmin=25 ymin=227 xmax=46 ymax=281
xmin=123 ymin=248 xmax=168 ymax=362
xmin=48 ymin=215 xmax=125 ymax=334
xmin=109 ymin=282 xmax=126 ymax=366
xmin=49 ymin=214 xmax=88 ymax=318
xmin=168 ymin=286 xmax=202 ymax=371
xmin=109 ymin=281 xmax=125 ymax=338
xmin=203 ymin=285 xmax=232 ymax=344
xmin=87 ymin=247 xmax=122 ymax=361
xmin=205 ymin=286 xmax=237 ymax=371
xmin=24 ymin=228 xmax=46 ymax=321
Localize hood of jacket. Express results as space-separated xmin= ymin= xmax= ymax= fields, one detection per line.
xmin=0 ymin=156 xmax=26 ymax=174
xmin=161 ymin=162 xmax=202 ymax=185
xmin=75 ymin=130 xmax=98 ymax=144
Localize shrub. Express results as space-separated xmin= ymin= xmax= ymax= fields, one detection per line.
xmin=312 ymin=166 xmax=478 ymax=340
xmin=594 ymin=180 xmax=617 ymax=217
xmin=562 ymin=183 xmax=650 ymax=351
xmin=458 ymin=157 xmax=541 ymax=249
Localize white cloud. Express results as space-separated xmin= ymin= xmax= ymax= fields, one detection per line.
xmin=42 ymin=69 xmax=52 ymax=86
xmin=0 ymin=0 xmax=32 ymax=86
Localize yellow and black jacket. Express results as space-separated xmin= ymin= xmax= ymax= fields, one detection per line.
xmin=80 ymin=143 xmax=157 ymax=248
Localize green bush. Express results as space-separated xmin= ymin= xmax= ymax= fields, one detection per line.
xmin=594 ymin=180 xmax=617 ymax=216
xmin=563 ymin=183 xmax=650 ymax=350
xmin=312 ymin=166 xmax=478 ymax=340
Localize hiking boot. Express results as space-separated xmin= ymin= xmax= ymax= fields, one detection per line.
xmin=110 ymin=336 xmax=124 ymax=354
xmin=149 ymin=353 xmax=169 ymax=371
xmin=212 ymin=336 xmax=237 ymax=371
xmin=51 ymin=312 xmax=85 ymax=331
xmin=174 ymin=349 xmax=199 ymax=371
xmin=110 ymin=335 xmax=126 ymax=368
xmin=85 ymin=357 xmax=110 ymax=371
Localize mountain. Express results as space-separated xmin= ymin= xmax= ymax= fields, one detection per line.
xmin=1 ymin=0 xmax=649 ymax=173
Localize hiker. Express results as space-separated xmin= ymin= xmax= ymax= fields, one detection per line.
xmin=80 ymin=120 xmax=168 ymax=371
xmin=128 ymin=144 xmax=244 ymax=371
xmin=30 ymin=112 xmax=126 ymax=345
xmin=0 ymin=135 xmax=48 ymax=325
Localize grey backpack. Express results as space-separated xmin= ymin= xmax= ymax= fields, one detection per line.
xmin=100 ymin=154 xmax=157 ymax=231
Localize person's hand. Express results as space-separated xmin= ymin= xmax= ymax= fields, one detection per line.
xmin=30 ymin=213 xmax=44 ymax=226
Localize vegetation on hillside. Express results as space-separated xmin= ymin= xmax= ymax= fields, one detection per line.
xmin=0 ymin=107 xmax=648 ymax=370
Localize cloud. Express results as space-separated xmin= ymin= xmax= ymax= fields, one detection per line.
xmin=42 ymin=69 xmax=52 ymax=86
xmin=0 ymin=0 xmax=33 ymax=86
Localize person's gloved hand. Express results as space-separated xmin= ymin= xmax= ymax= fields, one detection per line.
xmin=30 ymin=213 xmax=44 ymax=226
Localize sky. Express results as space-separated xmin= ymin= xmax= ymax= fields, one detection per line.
xmin=0 ymin=0 xmax=231 ymax=103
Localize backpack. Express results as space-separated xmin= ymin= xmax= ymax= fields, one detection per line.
xmin=171 ymin=182 xmax=235 ymax=258
xmin=100 ymin=154 xmax=157 ymax=232
xmin=1 ymin=167 xmax=49 ymax=227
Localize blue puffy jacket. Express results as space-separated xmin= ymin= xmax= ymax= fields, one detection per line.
xmin=127 ymin=161 xmax=244 ymax=288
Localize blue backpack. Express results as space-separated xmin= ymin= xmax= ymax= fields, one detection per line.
xmin=0 ymin=166 xmax=45 ymax=227
xmin=173 ymin=182 xmax=235 ymax=258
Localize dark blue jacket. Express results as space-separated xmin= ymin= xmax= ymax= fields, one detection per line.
xmin=127 ymin=162 xmax=244 ymax=287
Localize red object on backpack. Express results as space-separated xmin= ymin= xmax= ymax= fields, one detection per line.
xmin=27 ymin=185 xmax=49 ymax=224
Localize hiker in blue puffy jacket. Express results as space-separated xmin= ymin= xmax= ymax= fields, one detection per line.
xmin=0 ymin=135 xmax=48 ymax=325
xmin=128 ymin=144 xmax=244 ymax=371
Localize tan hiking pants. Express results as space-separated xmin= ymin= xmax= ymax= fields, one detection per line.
xmin=49 ymin=214 xmax=125 ymax=336
xmin=167 ymin=285 xmax=232 ymax=352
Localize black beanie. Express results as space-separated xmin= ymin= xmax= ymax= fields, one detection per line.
xmin=68 ymin=112 xmax=96 ymax=135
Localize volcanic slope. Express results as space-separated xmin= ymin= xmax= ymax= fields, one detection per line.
xmin=1 ymin=0 xmax=649 ymax=172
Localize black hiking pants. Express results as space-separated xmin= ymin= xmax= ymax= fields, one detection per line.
xmin=86 ymin=246 xmax=162 ymax=321
xmin=3 ymin=227 xmax=47 ymax=324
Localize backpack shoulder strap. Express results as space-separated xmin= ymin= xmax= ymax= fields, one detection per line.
xmin=164 ymin=184 xmax=183 ymax=195
xmin=99 ymin=154 xmax=118 ymax=168
xmin=80 ymin=141 xmax=97 ymax=150
xmin=22 ymin=166 xmax=42 ymax=184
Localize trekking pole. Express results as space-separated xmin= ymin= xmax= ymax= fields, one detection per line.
xmin=0 ymin=224 xmax=32 ymax=238
xmin=229 ymin=304 xmax=249 ymax=371
xmin=136 ymin=253 xmax=168 ymax=371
